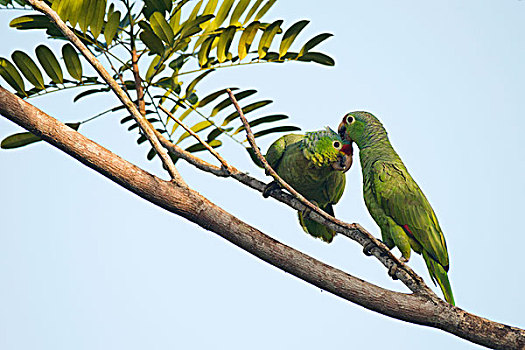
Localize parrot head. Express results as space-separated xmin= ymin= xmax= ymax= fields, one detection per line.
xmin=338 ymin=111 xmax=386 ymax=148
xmin=304 ymin=127 xmax=353 ymax=172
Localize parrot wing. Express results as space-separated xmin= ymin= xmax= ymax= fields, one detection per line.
xmin=265 ymin=134 xmax=303 ymax=172
xmin=371 ymin=161 xmax=449 ymax=270
xmin=324 ymin=171 xmax=346 ymax=206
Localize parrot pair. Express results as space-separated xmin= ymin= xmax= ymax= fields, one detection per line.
xmin=264 ymin=112 xmax=454 ymax=305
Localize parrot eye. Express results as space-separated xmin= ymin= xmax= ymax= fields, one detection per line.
xmin=345 ymin=114 xmax=355 ymax=125
xmin=332 ymin=140 xmax=342 ymax=149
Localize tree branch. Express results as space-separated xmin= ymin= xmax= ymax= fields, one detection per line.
xmin=26 ymin=0 xmax=182 ymax=182
xmin=1 ymin=86 xmax=522 ymax=349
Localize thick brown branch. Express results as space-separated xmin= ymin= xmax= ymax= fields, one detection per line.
xmin=1 ymin=86 xmax=524 ymax=349
xmin=26 ymin=0 xmax=181 ymax=182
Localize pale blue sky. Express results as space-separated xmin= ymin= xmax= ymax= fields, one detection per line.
xmin=1 ymin=1 xmax=524 ymax=349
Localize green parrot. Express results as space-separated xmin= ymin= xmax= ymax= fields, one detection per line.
xmin=264 ymin=127 xmax=353 ymax=243
xmin=338 ymin=112 xmax=454 ymax=305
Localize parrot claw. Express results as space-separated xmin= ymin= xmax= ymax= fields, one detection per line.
xmin=400 ymin=256 xmax=409 ymax=263
xmin=362 ymin=241 xmax=375 ymax=256
xmin=262 ymin=181 xmax=280 ymax=198
xmin=301 ymin=206 xmax=312 ymax=218
xmin=388 ymin=264 xmax=399 ymax=280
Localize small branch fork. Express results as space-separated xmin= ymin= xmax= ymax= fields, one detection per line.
xmin=26 ymin=0 xmax=183 ymax=184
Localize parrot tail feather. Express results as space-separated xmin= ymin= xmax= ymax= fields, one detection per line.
xmin=423 ymin=251 xmax=455 ymax=305
xmin=297 ymin=205 xmax=335 ymax=243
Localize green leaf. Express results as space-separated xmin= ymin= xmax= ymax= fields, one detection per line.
xmin=279 ymin=20 xmax=309 ymax=58
xmin=243 ymin=0 xmax=263 ymax=24
xmin=51 ymin=0 xmax=70 ymax=24
xmin=90 ymin=0 xmax=107 ymax=38
xmin=169 ymin=54 xmax=190 ymax=71
xmin=144 ymin=0 xmax=171 ymax=16
xmin=121 ymin=116 xmax=133 ymax=124
xmin=66 ymin=0 xmax=83 ymax=28
xmin=73 ymin=87 xmax=110 ymax=102
xmin=78 ymin=0 xmax=95 ymax=33
xmin=147 ymin=147 xmax=157 ymax=160
xmin=221 ymin=100 xmax=272 ymax=126
xmin=154 ymin=76 xmax=179 ymax=90
xmin=146 ymin=56 xmax=165 ymax=82
xmin=176 ymin=120 xmax=213 ymax=144
xmin=1 ymin=122 xmax=80 ymax=149
xmin=252 ymin=125 xmax=300 ymax=138
xmin=150 ymin=12 xmax=174 ymax=45
xmin=0 ymin=57 xmax=26 ymax=94
xmin=187 ymin=92 xmax=198 ymax=105
xmin=206 ymin=126 xmax=232 ymax=141
xmin=297 ymin=52 xmax=335 ymax=66
xmin=258 ymin=19 xmax=282 ymax=58
xmin=104 ymin=10 xmax=121 ymax=45
xmin=196 ymin=87 xmax=237 ymax=108
xmin=179 ymin=14 xmax=214 ymax=38
xmin=210 ymin=89 xmax=256 ymax=117
xmin=201 ymin=0 xmax=218 ymax=17
xmin=254 ymin=0 xmax=276 ymax=21
xmin=238 ymin=21 xmax=259 ymax=60
xmin=140 ymin=29 xmax=165 ymax=56
xmin=185 ymin=139 xmax=221 ymax=153
xmin=211 ymin=0 xmax=234 ymax=29
xmin=9 ymin=15 xmax=53 ymax=30
xmin=169 ymin=6 xmax=182 ymax=33
xmin=299 ymin=33 xmax=333 ymax=55
xmin=233 ymin=114 xmax=288 ymax=135
xmin=185 ymin=69 xmax=214 ymax=96
xmin=198 ymin=35 xmax=215 ymax=67
xmin=62 ymin=44 xmax=82 ymax=81
xmin=217 ymin=25 xmax=236 ymax=63
xmin=261 ymin=51 xmax=279 ymax=61
xmin=230 ymin=0 xmax=250 ymax=26
xmin=35 ymin=45 xmax=63 ymax=84
xmin=11 ymin=51 xmax=44 ymax=89
xmin=187 ymin=0 xmax=203 ymax=22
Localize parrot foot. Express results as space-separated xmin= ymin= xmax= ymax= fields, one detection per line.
xmin=388 ymin=264 xmax=399 ymax=280
xmin=301 ymin=206 xmax=312 ymax=218
xmin=362 ymin=241 xmax=375 ymax=256
xmin=400 ymin=256 xmax=409 ymax=263
xmin=262 ymin=181 xmax=280 ymax=198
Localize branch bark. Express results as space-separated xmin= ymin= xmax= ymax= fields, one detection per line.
xmin=1 ymin=87 xmax=524 ymax=350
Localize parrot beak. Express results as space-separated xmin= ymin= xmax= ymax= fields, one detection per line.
xmin=332 ymin=152 xmax=353 ymax=173
xmin=338 ymin=121 xmax=350 ymax=142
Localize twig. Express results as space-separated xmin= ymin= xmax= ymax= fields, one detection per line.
xmin=26 ymin=0 xmax=184 ymax=184
xmin=158 ymin=105 xmax=234 ymax=173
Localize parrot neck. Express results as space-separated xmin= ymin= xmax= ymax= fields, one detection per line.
xmin=358 ymin=135 xmax=404 ymax=171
